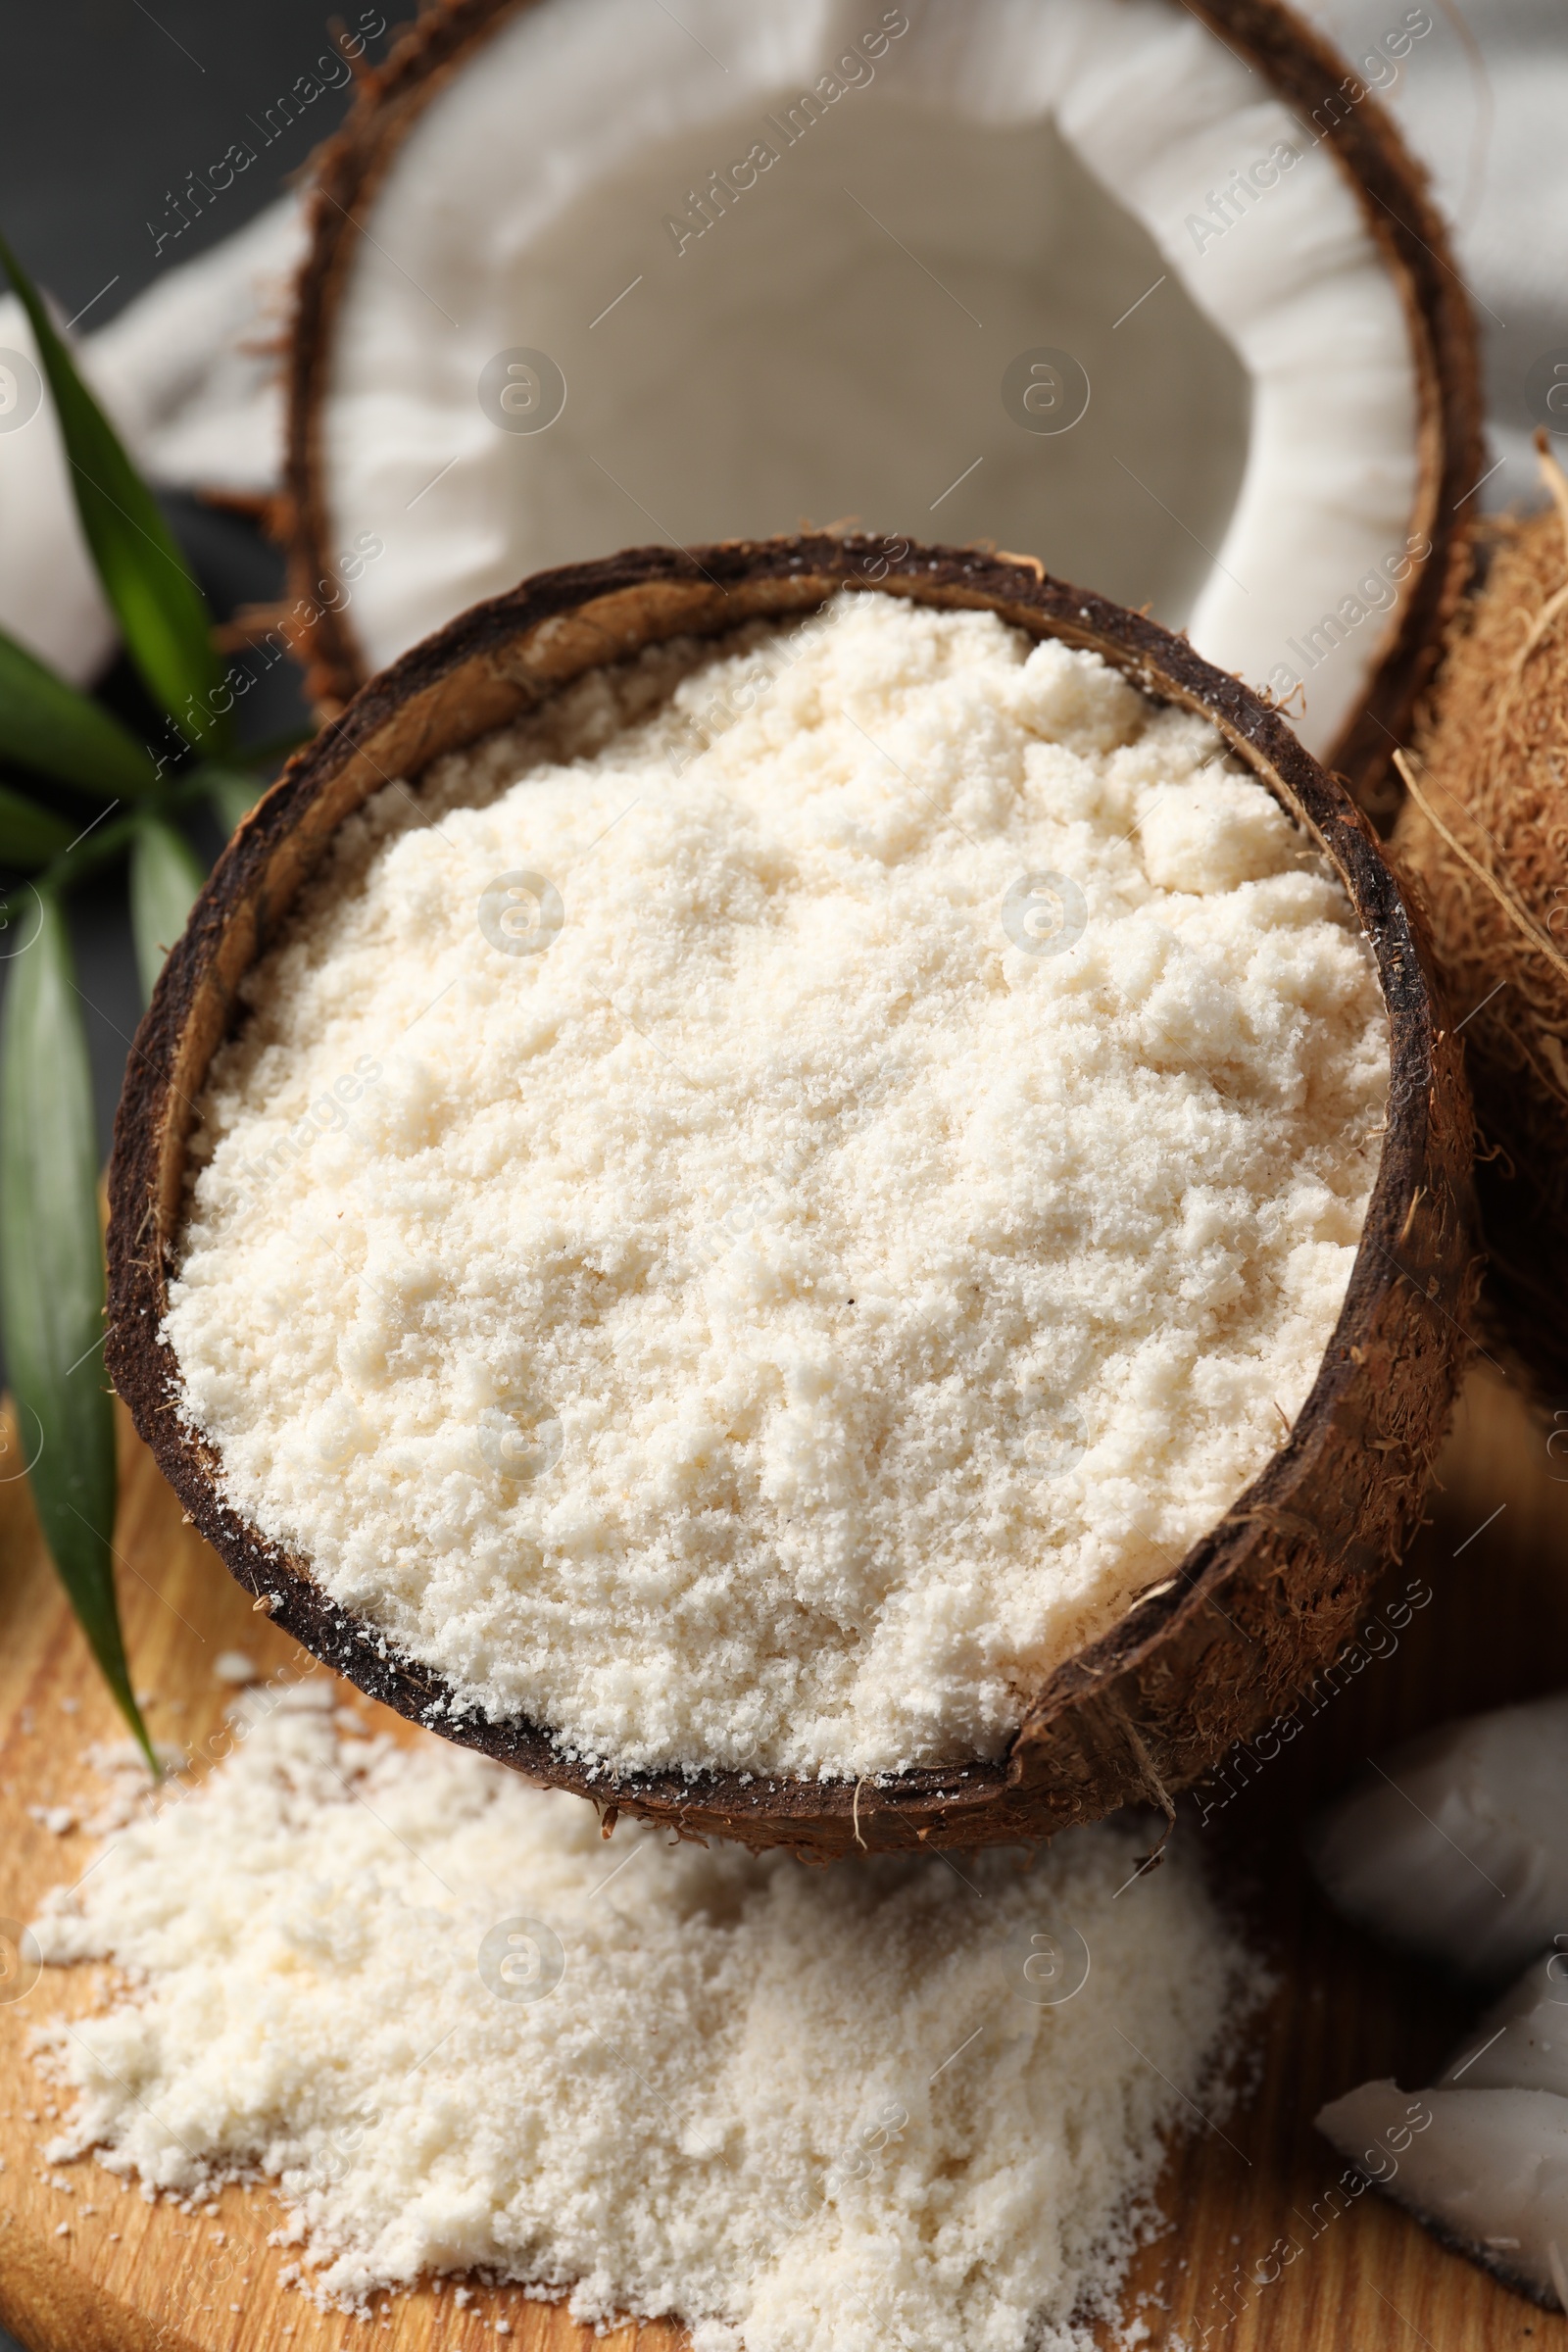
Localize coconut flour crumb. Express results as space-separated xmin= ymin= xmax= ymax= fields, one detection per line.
xmin=212 ymin=1650 xmax=260 ymax=1686
xmin=28 ymin=1806 xmax=76 ymax=1838
xmin=30 ymin=1692 xmax=1262 ymax=2349
xmin=164 ymin=592 xmax=1388 ymax=1778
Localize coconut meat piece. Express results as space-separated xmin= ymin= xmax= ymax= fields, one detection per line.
xmin=1315 ymin=1946 xmax=1568 ymax=2310
xmin=1316 ymin=2079 xmax=1568 ymax=2309
xmin=1305 ymin=1691 xmax=1568 ymax=1984
xmin=1440 ymin=1950 xmax=1568 ymax=2101
xmin=318 ymin=0 xmax=1418 ymax=758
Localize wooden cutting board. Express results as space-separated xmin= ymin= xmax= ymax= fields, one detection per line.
xmin=0 ymin=1371 xmax=1563 ymax=2352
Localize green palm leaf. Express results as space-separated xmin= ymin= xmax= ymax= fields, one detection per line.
xmin=0 ymin=232 xmax=229 ymax=758
xmin=0 ymin=895 xmax=154 ymax=1768
xmin=0 ymin=624 xmax=158 ymax=799
xmin=128 ymin=814 xmax=204 ymax=1004
xmin=0 ymin=781 xmax=75 ymax=867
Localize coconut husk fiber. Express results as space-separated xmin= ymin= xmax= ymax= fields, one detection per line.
xmin=1392 ymin=435 xmax=1568 ymax=1400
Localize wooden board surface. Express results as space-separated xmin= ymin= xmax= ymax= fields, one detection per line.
xmin=1 ymin=1370 xmax=1565 ymax=2352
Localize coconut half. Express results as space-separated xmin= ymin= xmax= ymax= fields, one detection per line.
xmin=105 ymin=535 xmax=1476 ymax=1857
xmin=284 ymin=0 xmax=1480 ymax=811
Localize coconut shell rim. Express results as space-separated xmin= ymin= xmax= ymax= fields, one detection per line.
xmin=106 ymin=534 xmax=1478 ymax=1856
xmin=280 ymin=0 xmax=1484 ymax=820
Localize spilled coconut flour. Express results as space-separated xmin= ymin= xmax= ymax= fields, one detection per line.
xmin=30 ymin=1683 xmax=1264 ymax=2347
xmin=165 ymin=591 xmax=1389 ymax=1778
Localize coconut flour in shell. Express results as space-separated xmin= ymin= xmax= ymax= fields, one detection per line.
xmin=165 ymin=593 xmax=1389 ymax=1779
xmin=31 ymin=1682 xmax=1263 ymax=2348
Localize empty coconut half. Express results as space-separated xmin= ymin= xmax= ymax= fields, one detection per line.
xmin=284 ymin=0 xmax=1480 ymax=812
xmin=106 ymin=537 xmax=1475 ymax=1855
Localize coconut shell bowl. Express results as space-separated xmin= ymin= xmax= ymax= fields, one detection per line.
xmin=106 ymin=538 xmax=1478 ymax=1857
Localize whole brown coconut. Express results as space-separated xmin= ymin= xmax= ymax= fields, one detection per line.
xmin=1392 ymin=438 xmax=1568 ymax=1400
xmin=107 ymin=539 xmax=1477 ymax=1857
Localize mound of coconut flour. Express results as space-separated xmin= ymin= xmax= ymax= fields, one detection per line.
xmin=166 ymin=591 xmax=1388 ymax=1778
xmin=31 ymin=1685 xmax=1263 ymax=2348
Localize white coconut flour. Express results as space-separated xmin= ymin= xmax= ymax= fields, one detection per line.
xmin=166 ymin=592 xmax=1388 ymax=1778
xmin=32 ymin=1685 xmax=1262 ymax=2347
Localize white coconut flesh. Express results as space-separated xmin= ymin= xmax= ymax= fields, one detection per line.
xmin=1317 ymin=2079 xmax=1568 ymax=2309
xmin=1317 ymin=1948 xmax=1568 ymax=2308
xmin=1442 ymin=1952 xmax=1568 ymax=2102
xmin=1305 ymin=1691 xmax=1568 ymax=1985
xmin=318 ymin=0 xmax=1420 ymax=756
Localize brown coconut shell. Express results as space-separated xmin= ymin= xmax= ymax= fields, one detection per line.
xmin=106 ymin=537 xmax=1477 ymax=1858
xmin=280 ymin=0 xmax=1482 ymax=820
xmin=1391 ymin=449 xmax=1568 ymax=1402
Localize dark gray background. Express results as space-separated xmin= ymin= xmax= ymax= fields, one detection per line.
xmin=0 ymin=12 xmax=391 ymax=2346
